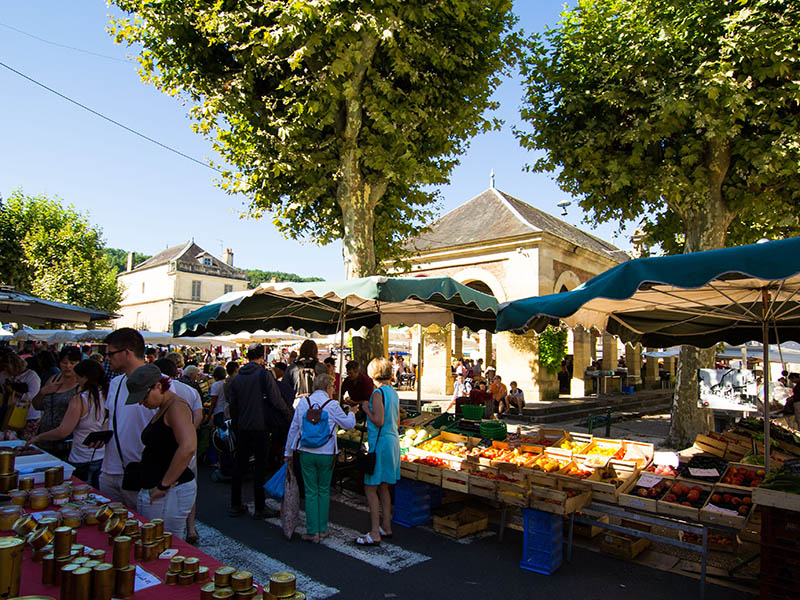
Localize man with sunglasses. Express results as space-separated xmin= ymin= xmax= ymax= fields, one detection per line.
xmin=99 ymin=328 xmax=154 ymax=509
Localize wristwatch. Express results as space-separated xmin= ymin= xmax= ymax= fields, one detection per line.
xmin=156 ymin=482 xmax=171 ymax=491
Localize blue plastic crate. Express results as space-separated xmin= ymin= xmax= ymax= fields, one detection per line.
xmin=523 ymin=509 xmax=562 ymax=535
xmin=520 ymin=548 xmax=563 ymax=575
xmin=524 ymin=528 xmax=563 ymax=554
xmin=394 ymin=490 xmax=431 ymax=507
xmin=393 ymin=502 xmax=431 ymax=528
xmin=393 ymin=513 xmax=431 ymax=528
xmin=429 ymin=485 xmax=443 ymax=508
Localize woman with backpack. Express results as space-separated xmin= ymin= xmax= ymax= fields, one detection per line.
xmin=285 ymin=340 xmax=327 ymax=399
xmin=284 ymin=373 xmax=355 ymax=542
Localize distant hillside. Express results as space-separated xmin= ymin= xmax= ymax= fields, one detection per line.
xmin=105 ymin=248 xmax=322 ymax=286
xmin=104 ymin=248 xmax=152 ymax=274
xmin=246 ymin=269 xmax=324 ymax=288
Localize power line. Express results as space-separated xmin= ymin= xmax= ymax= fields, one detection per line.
xmin=0 ymin=60 xmax=221 ymax=173
xmin=0 ymin=22 xmax=130 ymax=64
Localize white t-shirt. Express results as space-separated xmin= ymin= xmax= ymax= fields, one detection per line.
xmin=268 ymin=348 xmax=282 ymax=365
xmin=170 ymin=379 xmax=202 ymax=413
xmin=102 ymin=374 xmax=156 ymax=476
xmin=210 ymin=380 xmax=226 ymax=416
xmin=69 ymin=392 xmax=107 ymax=464
xmin=0 ymin=369 xmax=42 ymax=420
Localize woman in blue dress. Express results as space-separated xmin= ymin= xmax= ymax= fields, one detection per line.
xmin=355 ymin=357 xmax=400 ymax=546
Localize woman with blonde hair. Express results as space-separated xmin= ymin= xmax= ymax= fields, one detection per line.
xmin=355 ymin=357 xmax=401 ymax=546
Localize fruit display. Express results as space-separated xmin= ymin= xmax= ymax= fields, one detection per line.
xmin=661 ymin=480 xmax=710 ymax=508
xmin=475 ymin=446 xmax=540 ymax=467
xmin=561 ymin=464 xmax=594 ymax=479
xmin=679 ymin=455 xmax=728 ymax=482
xmin=705 ymin=489 xmax=753 ymax=517
xmin=720 ymin=464 xmax=765 ymax=488
xmin=759 ymin=458 xmax=800 ymax=494
xmin=631 ymin=479 xmax=670 ymax=499
xmin=470 ymin=470 xmax=518 ymax=482
xmin=416 ymin=439 xmax=470 ymax=458
xmin=412 ymin=456 xmax=447 ymax=468
xmin=681 ymin=530 xmax=738 ymax=552
xmin=556 ymin=438 xmax=589 ymax=453
xmin=530 ymin=453 xmax=570 ymax=473
xmin=399 ymin=425 xmax=442 ymax=448
xmin=337 ymin=428 xmax=363 ymax=442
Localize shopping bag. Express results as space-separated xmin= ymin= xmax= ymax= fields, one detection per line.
xmin=281 ymin=465 xmax=300 ymax=540
xmin=264 ymin=462 xmax=288 ymax=501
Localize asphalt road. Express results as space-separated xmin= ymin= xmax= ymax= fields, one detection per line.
xmin=193 ymin=464 xmax=754 ymax=600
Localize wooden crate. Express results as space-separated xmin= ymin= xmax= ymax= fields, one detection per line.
xmin=529 ymin=482 xmax=592 ymax=515
xmin=522 ymin=450 xmax=573 ymax=488
xmin=718 ymin=462 xmax=766 ymax=490
xmin=576 ymin=438 xmax=623 ymax=466
xmin=441 ymin=468 xmax=470 ymax=494
xmin=752 ymin=486 xmax=800 ymax=512
xmin=416 ymin=463 xmax=443 ymax=486
xmin=657 ymin=479 xmax=713 ymax=521
xmin=400 ymin=461 xmax=419 ymax=481
xmin=552 ymin=460 xmax=601 ymax=489
xmin=496 ymin=474 xmax=530 ymax=507
xmin=432 ymin=507 xmax=488 ymax=539
xmin=551 ymin=431 xmax=593 ymax=455
xmin=521 ymin=428 xmax=567 ymax=452
xmin=619 ymin=441 xmax=654 ymax=469
xmin=589 ymin=461 xmax=639 ymax=503
xmin=693 ymin=433 xmax=728 ymax=458
xmin=600 ymin=532 xmax=650 ymax=559
xmin=679 ymin=529 xmax=740 ymax=554
xmin=618 ymin=472 xmax=672 ymax=513
xmin=468 ymin=466 xmax=498 ymax=500
xmin=571 ymin=513 xmax=609 ymax=538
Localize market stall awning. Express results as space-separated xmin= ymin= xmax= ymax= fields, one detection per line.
xmin=173 ymin=276 xmax=498 ymax=337
xmin=0 ymin=286 xmax=117 ymax=326
xmin=497 ymin=237 xmax=800 ymax=348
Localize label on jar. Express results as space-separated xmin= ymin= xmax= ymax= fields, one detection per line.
xmin=52 ymin=496 xmax=68 ymax=505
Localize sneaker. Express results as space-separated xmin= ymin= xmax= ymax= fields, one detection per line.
xmin=228 ymin=505 xmax=247 ymax=517
xmin=253 ymin=507 xmax=280 ymax=520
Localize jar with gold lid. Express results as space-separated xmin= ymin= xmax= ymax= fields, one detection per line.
xmin=29 ymin=489 xmax=50 ymax=511
xmin=12 ymin=514 xmax=37 ymax=537
xmin=0 ymin=470 xmax=19 ymax=493
xmin=0 ymin=506 xmax=22 ymax=531
xmin=61 ymin=509 xmax=82 ymax=529
xmin=49 ymin=485 xmax=70 ymax=506
xmin=8 ymin=489 xmax=27 ymax=507
xmin=71 ymin=483 xmax=89 ymax=502
xmin=18 ymin=475 xmax=35 ymax=491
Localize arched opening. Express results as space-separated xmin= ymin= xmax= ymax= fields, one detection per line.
xmin=465 ymin=280 xmax=495 ymax=297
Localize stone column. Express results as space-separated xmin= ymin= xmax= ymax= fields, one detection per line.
xmin=625 ymin=343 xmax=642 ymax=387
xmin=601 ymin=334 xmax=617 ymax=371
xmin=590 ymin=332 xmax=598 ymax=363
xmin=421 ymin=326 xmax=453 ymax=396
xmin=571 ymin=327 xmax=591 ymax=398
xmin=495 ymin=331 xmax=558 ymax=402
xmin=644 ymin=349 xmax=660 ymax=388
xmin=452 ymin=326 xmax=463 ymax=362
xmin=480 ymin=331 xmax=493 ymax=368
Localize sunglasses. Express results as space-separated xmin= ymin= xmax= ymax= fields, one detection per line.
xmin=106 ymin=348 xmax=127 ymax=357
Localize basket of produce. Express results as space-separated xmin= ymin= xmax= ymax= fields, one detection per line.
xmin=699 ymin=485 xmax=754 ymax=527
xmin=553 ymin=432 xmax=592 ymax=454
xmin=619 ymin=474 xmax=672 ymax=512
xmin=657 ymin=479 xmax=713 ymax=520
xmin=678 ymin=455 xmax=728 ymax=483
xmin=718 ymin=462 xmax=766 ymax=489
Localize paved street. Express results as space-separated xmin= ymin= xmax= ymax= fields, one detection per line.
xmin=193 ymin=464 xmax=754 ymax=600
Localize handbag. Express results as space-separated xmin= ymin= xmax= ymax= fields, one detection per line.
xmin=112 ymin=376 xmax=142 ymax=492
xmin=356 ymin=389 xmax=385 ymax=475
xmin=264 ymin=462 xmax=288 ymax=501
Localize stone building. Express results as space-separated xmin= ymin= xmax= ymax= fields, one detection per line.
xmin=114 ymin=241 xmax=248 ymax=333
xmin=396 ymin=186 xmax=643 ymax=401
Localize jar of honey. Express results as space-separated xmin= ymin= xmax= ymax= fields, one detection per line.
xmin=29 ymin=489 xmax=51 ymax=510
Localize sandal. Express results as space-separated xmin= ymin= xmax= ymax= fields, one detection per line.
xmin=354 ymin=532 xmax=381 ymax=546
xmin=301 ymin=534 xmax=319 ymax=543
xmin=319 ymin=532 xmax=330 ymax=540
xmin=379 ymin=527 xmax=393 ymax=539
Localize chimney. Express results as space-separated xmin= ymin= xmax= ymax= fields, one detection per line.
xmin=223 ymin=248 xmax=234 ymax=266
xmin=126 ymin=252 xmax=134 ymax=272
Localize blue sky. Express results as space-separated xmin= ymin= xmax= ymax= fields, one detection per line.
xmin=0 ymin=1 xmax=629 ymax=280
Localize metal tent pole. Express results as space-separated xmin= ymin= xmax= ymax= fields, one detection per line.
xmin=761 ymin=290 xmax=771 ymax=471
xmin=416 ymin=324 xmax=423 ymax=412
xmin=337 ymin=301 xmax=347 ymax=404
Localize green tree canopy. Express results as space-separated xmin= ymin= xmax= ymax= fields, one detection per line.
xmin=517 ymin=0 xmax=800 ymax=254
xmin=0 ymin=190 xmax=123 ymax=313
xmin=104 ymin=248 xmax=152 ymax=274
xmin=245 ymin=269 xmax=323 ymax=289
xmin=109 ymin=1 xmax=518 ymax=277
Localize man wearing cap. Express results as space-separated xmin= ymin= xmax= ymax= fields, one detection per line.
xmin=100 ymin=328 xmax=155 ymax=509
xmin=228 ymin=342 xmax=291 ymax=520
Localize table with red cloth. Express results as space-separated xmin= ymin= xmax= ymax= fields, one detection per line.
xmin=13 ymin=478 xmax=223 ymax=600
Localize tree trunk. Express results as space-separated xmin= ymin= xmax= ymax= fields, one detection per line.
xmin=667 ymin=140 xmax=735 ymax=447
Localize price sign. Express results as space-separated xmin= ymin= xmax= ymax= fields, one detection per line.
xmin=133 ymin=566 xmax=161 ymax=591
xmin=688 ymin=467 xmax=719 ymax=477
xmin=635 ymin=474 xmax=663 ymax=488
xmin=704 ymin=503 xmax=739 ymax=517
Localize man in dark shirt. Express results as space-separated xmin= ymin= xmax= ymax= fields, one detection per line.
xmin=341 ymin=360 xmax=374 ymax=407
xmin=272 ymin=361 xmax=296 ymax=409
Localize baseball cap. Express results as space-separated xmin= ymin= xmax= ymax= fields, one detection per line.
xmin=125 ymin=364 xmax=163 ymax=405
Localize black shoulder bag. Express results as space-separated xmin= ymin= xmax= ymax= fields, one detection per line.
xmin=113 ymin=376 xmax=142 ymax=492
xmin=356 ymin=388 xmax=385 ymax=475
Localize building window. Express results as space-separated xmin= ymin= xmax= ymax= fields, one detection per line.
xmin=141 ymin=282 xmax=145 ymax=294
xmin=224 ymin=284 xmax=233 ymax=294
xmin=202 ymin=257 xmax=212 ymax=266
xmin=191 ymin=280 xmax=201 ymax=301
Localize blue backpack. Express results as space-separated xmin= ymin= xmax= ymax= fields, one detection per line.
xmin=300 ymin=398 xmax=335 ymax=448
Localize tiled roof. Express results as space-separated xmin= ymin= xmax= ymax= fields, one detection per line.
xmin=129 ymin=242 xmax=246 ymax=277
xmin=407 ymin=188 xmax=627 ymax=261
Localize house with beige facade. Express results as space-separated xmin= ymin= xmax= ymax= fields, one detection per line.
xmin=114 ymin=242 xmax=249 ymax=333
xmin=395 ymin=186 xmax=643 ymax=401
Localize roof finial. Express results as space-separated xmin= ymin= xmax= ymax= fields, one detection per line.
xmin=490 ymin=169 xmax=495 ymax=189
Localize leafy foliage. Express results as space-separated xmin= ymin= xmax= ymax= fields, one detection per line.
xmin=108 ymin=1 xmax=519 ymax=276
xmin=517 ymin=0 xmax=800 ymax=253
xmin=245 ymin=269 xmax=323 ymax=288
xmin=104 ymin=248 xmax=152 ymax=274
xmin=0 ymin=190 xmax=123 ymax=313
xmin=538 ymin=326 xmax=568 ymax=376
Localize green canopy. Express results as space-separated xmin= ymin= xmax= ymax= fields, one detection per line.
xmin=497 ymin=237 xmax=800 ymax=347
xmin=173 ymin=275 xmax=498 ymax=337
xmin=497 ymin=237 xmax=800 ymax=469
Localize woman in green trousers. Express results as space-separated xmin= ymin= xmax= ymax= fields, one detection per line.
xmin=284 ymin=373 xmax=355 ymax=542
